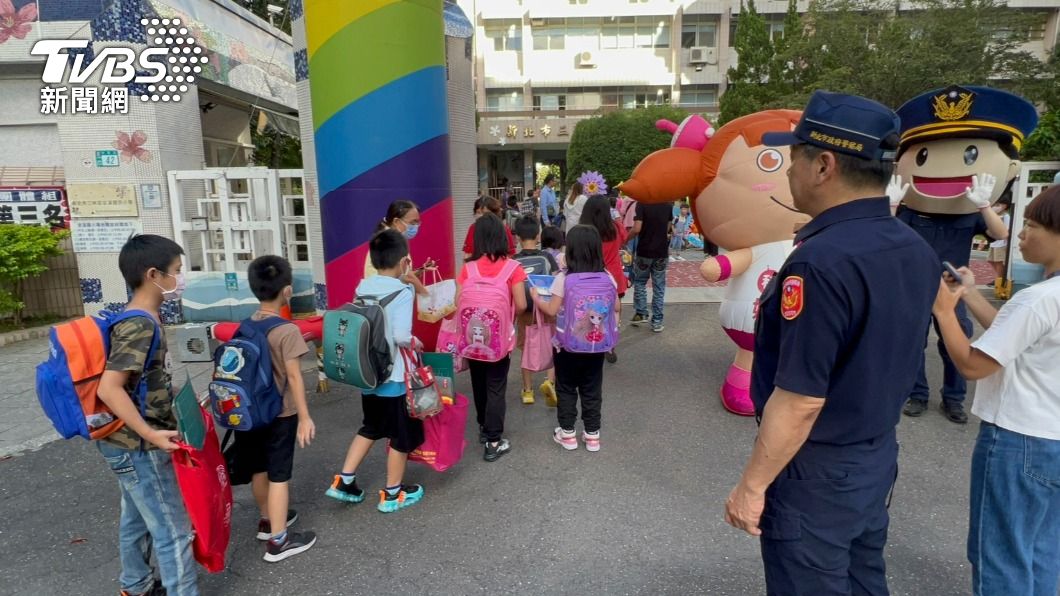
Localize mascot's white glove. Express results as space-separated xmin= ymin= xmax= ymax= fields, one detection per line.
xmin=965 ymin=173 xmax=997 ymax=209
xmin=886 ymin=174 xmax=909 ymax=208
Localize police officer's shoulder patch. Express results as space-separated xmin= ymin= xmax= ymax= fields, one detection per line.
xmin=780 ymin=276 xmax=804 ymax=320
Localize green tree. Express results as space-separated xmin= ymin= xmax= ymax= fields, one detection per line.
xmin=719 ymin=1 xmax=775 ymax=124
xmin=566 ymin=105 xmax=690 ymax=188
xmin=0 ymin=226 xmax=68 ymax=326
xmin=738 ymin=0 xmax=1048 ymax=112
xmin=251 ymin=126 xmax=303 ymax=168
xmin=241 ymin=0 xmax=293 ymax=35
xmin=1022 ymin=109 xmax=1060 ymax=162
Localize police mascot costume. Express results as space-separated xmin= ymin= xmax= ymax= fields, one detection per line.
xmin=621 ymin=110 xmax=809 ymax=416
xmin=889 ymin=85 xmax=1037 ymax=423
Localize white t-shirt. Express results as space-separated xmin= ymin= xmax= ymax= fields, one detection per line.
xmin=989 ymin=213 xmax=1010 ymax=248
xmin=971 ymin=275 xmax=1060 ymax=440
xmin=564 ymin=194 xmax=589 ymax=233
xmin=719 ymin=239 xmax=794 ymax=333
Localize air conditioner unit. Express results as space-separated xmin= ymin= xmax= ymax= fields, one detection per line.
xmin=689 ymin=46 xmax=718 ymax=66
xmin=174 ymin=324 xmax=217 ymax=363
xmin=576 ymin=51 xmax=596 ymax=68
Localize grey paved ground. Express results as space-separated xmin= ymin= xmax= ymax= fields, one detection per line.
xmin=0 ymin=335 xmax=217 ymax=458
xmin=0 ymin=304 xmax=977 ymax=595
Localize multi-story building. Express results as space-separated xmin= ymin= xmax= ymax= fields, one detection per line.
xmin=464 ymin=0 xmax=1060 ymax=196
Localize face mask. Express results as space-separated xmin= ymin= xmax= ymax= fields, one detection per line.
xmin=403 ymin=224 xmax=420 ymax=240
xmin=155 ymin=272 xmax=185 ymax=302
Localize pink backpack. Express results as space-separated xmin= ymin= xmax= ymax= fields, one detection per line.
xmin=457 ymin=260 xmax=519 ymax=362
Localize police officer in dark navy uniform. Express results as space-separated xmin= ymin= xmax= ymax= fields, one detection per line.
xmin=724 ymin=91 xmax=940 ymax=595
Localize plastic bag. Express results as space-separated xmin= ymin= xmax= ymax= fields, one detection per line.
xmin=172 ymin=403 xmax=232 ymax=574
xmin=417 ymin=270 xmax=457 ymax=323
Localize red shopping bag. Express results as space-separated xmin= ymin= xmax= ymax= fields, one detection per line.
xmin=405 ymin=393 xmax=469 ymax=472
xmin=172 ymin=406 xmax=233 ymax=573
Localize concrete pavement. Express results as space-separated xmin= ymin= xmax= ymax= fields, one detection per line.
xmin=0 ymin=303 xmax=979 ymax=595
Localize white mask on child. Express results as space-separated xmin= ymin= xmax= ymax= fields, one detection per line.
xmin=155 ymin=272 xmax=185 ymax=302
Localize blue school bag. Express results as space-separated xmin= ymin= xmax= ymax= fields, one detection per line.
xmin=208 ymin=317 xmax=290 ymax=431
xmin=35 ymin=310 xmax=160 ymax=440
xmin=555 ymin=272 xmax=619 ymax=353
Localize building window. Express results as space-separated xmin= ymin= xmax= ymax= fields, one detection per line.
xmin=533 ymin=92 xmax=567 ymax=111
xmin=485 ymin=89 xmax=524 ymax=112
xmin=682 ymin=14 xmax=718 ymax=48
xmin=567 ymin=17 xmax=602 ymax=51
xmin=766 ymin=16 xmax=786 ymax=41
xmin=601 ymin=86 xmax=671 ymax=109
xmin=532 ymin=19 xmax=567 ymax=50
xmin=603 ymin=16 xmax=670 ymax=50
xmin=485 ymin=20 xmax=522 ymax=52
xmin=678 ymin=85 xmax=718 ymax=108
xmin=562 ymin=87 xmax=603 ymax=110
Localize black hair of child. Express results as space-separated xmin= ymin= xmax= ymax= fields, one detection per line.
xmin=471 ymin=213 xmax=509 ymax=262
xmin=542 ymin=225 xmax=565 ymax=250
xmin=118 ymin=234 xmax=184 ymax=290
xmin=369 ymin=228 xmax=410 ymax=270
xmin=565 ymin=225 xmax=605 ymax=274
xmin=248 ymin=255 xmax=293 ymax=301
xmin=579 ymin=195 xmax=617 ymax=242
xmin=514 ymin=215 xmax=541 ymax=241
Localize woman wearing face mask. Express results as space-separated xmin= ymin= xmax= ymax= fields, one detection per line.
xmin=364 ymin=200 xmax=434 ymax=296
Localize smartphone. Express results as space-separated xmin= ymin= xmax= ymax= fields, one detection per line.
xmin=942 ymin=261 xmax=963 ymax=284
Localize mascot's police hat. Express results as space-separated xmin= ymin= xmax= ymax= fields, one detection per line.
xmin=762 ymin=91 xmax=901 ymax=161
xmin=897 ymin=85 xmax=1038 ymax=152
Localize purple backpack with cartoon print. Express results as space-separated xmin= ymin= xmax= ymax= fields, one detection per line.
xmin=555 ymin=272 xmax=618 ymax=353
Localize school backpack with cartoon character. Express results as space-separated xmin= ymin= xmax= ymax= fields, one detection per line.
xmin=456 ymin=260 xmax=519 ymax=363
xmin=555 ymin=272 xmax=619 ymax=353
xmin=36 ymin=310 xmax=160 ymax=440
xmin=322 ymin=289 xmax=405 ymax=389
xmin=208 ymin=317 xmax=290 ymax=431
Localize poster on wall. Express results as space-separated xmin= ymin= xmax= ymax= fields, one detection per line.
xmin=67 ymin=183 xmax=139 ymax=217
xmin=71 ymin=219 xmax=143 ymax=253
xmin=0 ymin=187 xmax=69 ymax=228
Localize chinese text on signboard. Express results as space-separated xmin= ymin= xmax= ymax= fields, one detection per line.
xmin=0 ymin=187 xmax=69 ymax=228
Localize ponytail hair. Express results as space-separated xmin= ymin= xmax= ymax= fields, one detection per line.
xmin=377 ymin=200 xmax=417 ymax=232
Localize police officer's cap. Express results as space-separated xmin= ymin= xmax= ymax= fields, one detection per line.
xmin=896 ymin=85 xmax=1038 ymax=152
xmin=762 ymin=91 xmax=901 ymax=162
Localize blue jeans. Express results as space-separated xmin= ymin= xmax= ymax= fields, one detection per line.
xmin=910 ymin=301 xmax=973 ymax=404
xmin=632 ymin=256 xmax=667 ymax=325
xmin=968 ymin=423 xmax=1060 ymax=596
xmin=98 ymin=443 xmax=199 ymax=596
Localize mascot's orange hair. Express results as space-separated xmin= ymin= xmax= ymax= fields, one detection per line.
xmin=621 ymin=110 xmax=802 ymax=215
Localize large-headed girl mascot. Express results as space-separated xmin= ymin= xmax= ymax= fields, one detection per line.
xmin=621 ymin=110 xmax=808 ymax=415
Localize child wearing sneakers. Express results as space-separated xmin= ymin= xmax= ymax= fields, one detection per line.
xmin=512 ymin=216 xmax=559 ymax=406
xmin=96 ymin=235 xmax=197 ymax=596
xmin=531 ymin=225 xmax=619 ymax=453
xmin=229 ymin=255 xmax=316 ymax=562
xmin=456 ymin=213 xmax=528 ymax=461
xmin=325 ymin=229 xmax=425 ymax=512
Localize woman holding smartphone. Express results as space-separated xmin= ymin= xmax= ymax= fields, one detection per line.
xmin=933 ymin=184 xmax=1060 ymax=596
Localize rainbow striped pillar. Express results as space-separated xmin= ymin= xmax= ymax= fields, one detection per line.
xmin=304 ymin=0 xmax=453 ymax=307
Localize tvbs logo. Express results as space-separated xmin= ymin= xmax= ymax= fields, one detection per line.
xmin=31 ymin=18 xmax=205 ymax=105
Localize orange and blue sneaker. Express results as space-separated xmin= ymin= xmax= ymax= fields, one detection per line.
xmin=325 ymin=475 xmax=364 ymax=503
xmin=377 ymin=484 xmax=424 ymax=513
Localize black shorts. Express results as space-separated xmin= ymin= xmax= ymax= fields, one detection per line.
xmin=358 ymin=395 xmax=425 ymax=454
xmin=229 ymin=415 xmax=298 ymax=484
